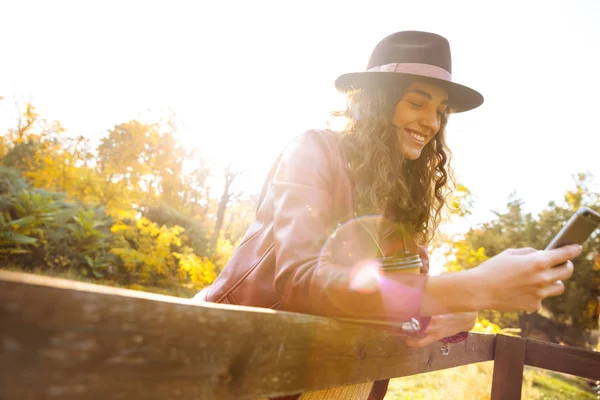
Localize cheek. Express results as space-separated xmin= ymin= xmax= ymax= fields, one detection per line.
xmin=391 ymin=105 xmax=410 ymax=127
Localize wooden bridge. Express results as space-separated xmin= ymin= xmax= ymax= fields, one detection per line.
xmin=1 ymin=270 xmax=599 ymax=399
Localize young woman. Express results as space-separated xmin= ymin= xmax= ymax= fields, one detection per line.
xmin=194 ymin=31 xmax=580 ymax=400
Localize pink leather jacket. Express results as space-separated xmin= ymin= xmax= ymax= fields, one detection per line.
xmin=198 ymin=129 xmax=429 ymax=320
xmin=197 ymin=129 xmax=465 ymax=400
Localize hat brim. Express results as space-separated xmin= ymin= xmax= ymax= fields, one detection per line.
xmin=335 ymin=72 xmax=484 ymax=113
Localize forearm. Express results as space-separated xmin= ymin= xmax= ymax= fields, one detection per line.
xmin=420 ymin=269 xmax=488 ymax=316
xmin=276 ymin=261 xmax=429 ymax=322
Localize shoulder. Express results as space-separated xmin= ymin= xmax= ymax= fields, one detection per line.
xmin=276 ymin=129 xmax=343 ymax=185
xmin=281 ymin=129 xmax=342 ymax=165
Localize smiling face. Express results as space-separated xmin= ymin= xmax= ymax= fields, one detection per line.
xmin=392 ymin=81 xmax=449 ymax=160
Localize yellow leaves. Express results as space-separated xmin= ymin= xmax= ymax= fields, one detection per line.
xmin=472 ymin=318 xmax=503 ymax=334
xmin=445 ymin=241 xmax=489 ymax=273
xmin=211 ymin=237 xmax=235 ymax=272
xmin=41 ymin=156 xmax=55 ymax=167
xmin=110 ymin=216 xmax=216 ymax=288
xmin=586 ymin=299 xmax=597 ymax=316
xmin=592 ymin=254 xmax=600 ymax=271
xmin=173 ymin=247 xmax=216 ymax=288
xmin=472 ymin=317 xmax=521 ymax=336
xmin=110 ymin=207 xmax=138 ymax=221
xmin=110 ymin=221 xmax=133 ymax=233
xmin=446 ymin=183 xmax=473 ymax=217
xmin=1 ymin=103 xmax=219 ymax=293
xmin=466 ymin=246 xmax=488 ymax=265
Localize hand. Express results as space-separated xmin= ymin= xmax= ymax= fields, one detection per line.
xmin=472 ymin=244 xmax=581 ymax=313
xmin=404 ymin=312 xmax=477 ymax=348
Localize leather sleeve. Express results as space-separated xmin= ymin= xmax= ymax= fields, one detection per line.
xmin=271 ymin=130 xmax=428 ymax=322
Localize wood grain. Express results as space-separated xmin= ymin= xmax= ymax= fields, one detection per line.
xmin=0 ymin=270 xmax=495 ymax=400
xmin=491 ymin=334 xmax=526 ymax=400
xmin=525 ymin=338 xmax=600 ymax=380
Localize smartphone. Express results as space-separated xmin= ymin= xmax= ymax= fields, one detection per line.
xmin=545 ymin=206 xmax=600 ymax=250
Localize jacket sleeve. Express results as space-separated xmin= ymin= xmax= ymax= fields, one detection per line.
xmin=271 ymin=130 xmax=428 ymax=322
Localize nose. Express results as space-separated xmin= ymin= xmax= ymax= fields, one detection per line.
xmin=418 ymin=108 xmax=440 ymax=134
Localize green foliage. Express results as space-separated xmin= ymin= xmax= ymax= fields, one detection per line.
xmin=3 ymin=140 xmax=41 ymax=170
xmin=0 ymin=166 xmax=29 ymax=195
xmin=0 ymin=163 xmax=218 ymax=291
xmin=0 ymin=104 xmax=233 ymax=294
xmin=0 ymin=166 xmax=118 ymax=278
xmin=44 ymin=206 xmax=117 ymax=278
xmin=446 ymin=174 xmax=600 ymax=334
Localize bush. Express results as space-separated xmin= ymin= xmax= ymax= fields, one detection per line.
xmin=0 ymin=167 xmax=217 ymax=291
xmin=141 ymin=204 xmax=212 ymax=257
xmin=0 ymin=166 xmax=119 ymax=278
xmin=110 ymin=216 xmax=216 ymax=289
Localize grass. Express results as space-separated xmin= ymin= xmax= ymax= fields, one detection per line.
xmin=385 ymin=362 xmax=596 ymax=399
xmin=527 ymin=367 xmax=597 ymax=399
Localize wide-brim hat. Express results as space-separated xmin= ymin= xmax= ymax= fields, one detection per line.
xmin=335 ymin=31 xmax=484 ymax=113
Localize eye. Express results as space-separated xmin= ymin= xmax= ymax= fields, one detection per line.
xmin=407 ymin=100 xmax=423 ymax=108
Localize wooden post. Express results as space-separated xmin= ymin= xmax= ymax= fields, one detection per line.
xmin=491 ymin=335 xmax=527 ymax=400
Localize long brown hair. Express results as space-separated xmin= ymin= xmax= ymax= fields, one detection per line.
xmin=333 ymin=84 xmax=454 ymax=244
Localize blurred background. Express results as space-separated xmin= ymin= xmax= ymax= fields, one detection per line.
xmin=0 ymin=1 xmax=598 ymax=398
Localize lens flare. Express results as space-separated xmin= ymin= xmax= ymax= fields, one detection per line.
xmin=349 ymin=260 xmax=382 ymax=293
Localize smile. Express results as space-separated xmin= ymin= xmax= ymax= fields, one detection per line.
xmin=406 ymin=129 xmax=426 ymax=144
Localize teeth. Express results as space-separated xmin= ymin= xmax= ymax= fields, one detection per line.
xmin=408 ymin=131 xmax=425 ymax=142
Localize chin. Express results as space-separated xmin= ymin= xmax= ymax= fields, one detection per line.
xmin=403 ymin=150 xmax=422 ymax=161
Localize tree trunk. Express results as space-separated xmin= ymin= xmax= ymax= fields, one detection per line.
xmin=211 ymin=165 xmax=238 ymax=252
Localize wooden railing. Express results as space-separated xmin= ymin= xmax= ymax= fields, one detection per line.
xmin=1 ymin=270 xmax=598 ymax=399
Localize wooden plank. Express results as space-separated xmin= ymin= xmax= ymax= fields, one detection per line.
xmin=0 ymin=270 xmax=495 ymax=400
xmin=491 ymin=334 xmax=526 ymax=400
xmin=525 ymin=338 xmax=600 ymax=380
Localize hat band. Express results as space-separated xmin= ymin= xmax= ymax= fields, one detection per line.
xmin=367 ymin=63 xmax=452 ymax=82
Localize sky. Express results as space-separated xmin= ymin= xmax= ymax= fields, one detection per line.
xmin=0 ymin=0 xmax=599 ymax=232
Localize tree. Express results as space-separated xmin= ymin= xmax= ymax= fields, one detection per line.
xmin=95 ymin=120 xmax=153 ymax=210
xmin=210 ymin=164 xmax=240 ymax=252
xmin=0 ymin=102 xmax=256 ymax=295
xmin=446 ymin=174 xmax=600 ymax=345
xmin=222 ymin=193 xmax=258 ymax=246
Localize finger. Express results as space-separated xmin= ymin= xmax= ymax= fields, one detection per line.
xmin=546 ymin=261 xmax=574 ymax=282
xmin=504 ymin=247 xmax=537 ymax=255
xmin=552 ymin=261 xmax=567 ymax=269
xmin=544 ymin=244 xmax=582 ymax=268
xmin=540 ymin=280 xmax=565 ymax=298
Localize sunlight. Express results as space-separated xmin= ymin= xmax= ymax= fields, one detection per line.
xmin=2 ymin=4 xmax=599 ymax=399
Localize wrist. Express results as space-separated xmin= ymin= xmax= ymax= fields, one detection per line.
xmin=422 ymin=270 xmax=482 ymax=315
xmin=463 ymin=267 xmax=492 ymax=311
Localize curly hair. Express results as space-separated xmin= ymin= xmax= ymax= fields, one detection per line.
xmin=333 ymin=85 xmax=455 ymax=244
